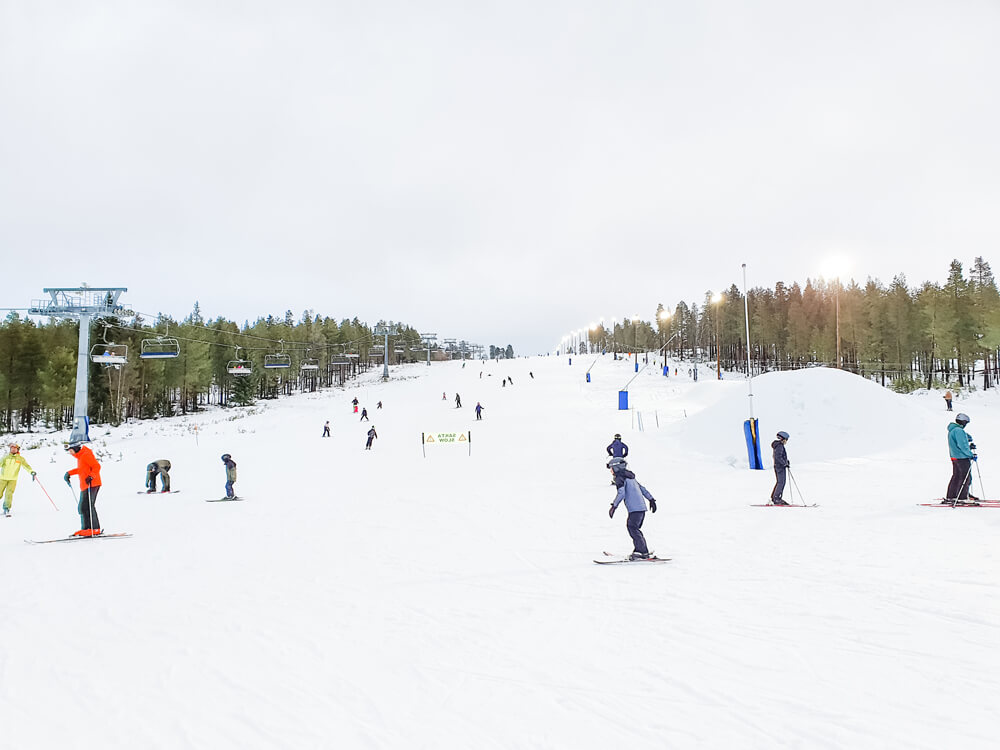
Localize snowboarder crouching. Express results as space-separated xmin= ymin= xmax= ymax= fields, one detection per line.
xmin=771 ymin=431 xmax=790 ymax=505
xmin=609 ymin=463 xmax=657 ymax=560
xmin=146 ymin=459 xmax=172 ymax=492
xmin=221 ymin=454 xmax=237 ymax=498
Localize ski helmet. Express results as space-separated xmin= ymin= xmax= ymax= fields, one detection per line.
xmin=607 ymin=457 xmax=628 ymax=470
xmin=956 ymin=413 xmax=971 ymax=426
xmin=776 ymin=431 xmax=790 ymax=440
xmin=9 ymin=443 xmax=19 ymax=450
xmin=221 ymin=453 xmax=231 ymax=461
xmin=66 ymin=442 xmax=83 ymax=452
xmin=614 ymin=433 xmax=622 ymax=440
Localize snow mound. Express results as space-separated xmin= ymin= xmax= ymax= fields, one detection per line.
xmin=678 ymin=367 xmax=926 ymax=464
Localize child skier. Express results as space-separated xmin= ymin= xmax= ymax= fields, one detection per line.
xmin=360 ymin=408 xmax=369 ymax=421
xmin=65 ymin=442 xmax=103 ymax=536
xmin=770 ymin=431 xmax=790 ymax=505
xmin=0 ymin=443 xmax=37 ymax=516
xmin=221 ymin=454 xmax=237 ymax=498
xmin=608 ymin=462 xmax=658 ymax=560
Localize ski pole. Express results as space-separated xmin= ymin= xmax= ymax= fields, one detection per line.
xmin=951 ymin=461 xmax=975 ymax=507
xmin=787 ymin=468 xmax=807 ymax=506
xmin=33 ymin=476 xmax=59 ymax=511
xmin=973 ymin=455 xmax=987 ymax=502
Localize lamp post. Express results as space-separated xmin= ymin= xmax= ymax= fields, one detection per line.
xmin=835 ymin=281 xmax=841 ymax=369
xmin=822 ymin=257 xmax=850 ymax=370
xmin=631 ymin=314 xmax=640 ymax=354
xmin=712 ymin=293 xmax=723 ymax=380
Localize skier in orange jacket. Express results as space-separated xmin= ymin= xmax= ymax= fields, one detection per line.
xmin=64 ymin=442 xmax=103 ymax=536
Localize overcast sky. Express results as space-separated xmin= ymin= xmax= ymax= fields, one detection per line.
xmin=2 ymin=1 xmax=998 ymax=354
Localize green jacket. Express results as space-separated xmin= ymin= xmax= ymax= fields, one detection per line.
xmin=0 ymin=452 xmax=34 ymax=481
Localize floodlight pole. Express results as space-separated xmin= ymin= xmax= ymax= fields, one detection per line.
xmin=28 ymin=286 xmax=127 ymax=444
xmin=742 ymin=264 xmax=754 ymax=419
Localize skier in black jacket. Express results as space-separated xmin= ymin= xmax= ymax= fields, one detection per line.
xmin=606 ymin=434 xmax=628 ymax=459
xmin=770 ymin=431 xmax=790 ymax=505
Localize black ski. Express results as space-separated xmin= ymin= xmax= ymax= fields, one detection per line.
xmin=206 ymin=497 xmax=244 ymax=502
xmin=137 ymin=490 xmax=181 ymax=495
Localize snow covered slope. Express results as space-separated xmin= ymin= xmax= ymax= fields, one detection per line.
xmin=2 ymin=357 xmax=998 ymax=749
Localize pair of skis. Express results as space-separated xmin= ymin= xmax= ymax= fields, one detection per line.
xmin=25 ymin=532 xmax=132 ymax=545
xmin=918 ymin=499 xmax=1000 ymax=508
xmin=594 ymin=551 xmax=671 ymax=565
xmin=750 ymin=503 xmax=819 ymax=508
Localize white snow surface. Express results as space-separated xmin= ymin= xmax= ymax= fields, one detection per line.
xmin=3 ymin=356 xmax=999 ymax=749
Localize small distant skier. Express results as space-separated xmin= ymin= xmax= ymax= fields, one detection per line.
xmin=365 ymin=426 xmax=378 ymax=450
xmin=944 ymin=413 xmax=977 ymax=504
xmin=322 ymin=421 xmax=331 ymax=437
xmin=475 ymin=402 xmax=484 ymax=420
xmin=943 ymin=390 xmax=953 ymax=411
xmin=352 ymin=397 xmax=359 ymax=413
xmin=360 ymin=407 xmax=369 ymax=421
xmin=221 ymin=454 xmax=237 ymax=499
xmin=529 ymin=372 xmax=534 ymax=379
xmin=442 ymin=392 xmax=447 ymax=400
xmin=507 ymin=376 xmax=513 ymax=385
xmin=455 ymin=393 xmax=462 ymax=408
xmin=65 ymin=442 xmax=103 ymax=536
xmin=145 ymin=459 xmax=172 ymax=493
xmin=502 ymin=379 xmax=506 ymax=388
xmin=608 ymin=461 xmax=657 ymax=560
xmin=377 ymin=401 xmax=382 ymax=409
xmin=607 ymin=433 xmax=628 ymax=459
xmin=770 ymin=431 xmax=791 ymax=505
xmin=1 ymin=442 xmax=36 ymax=516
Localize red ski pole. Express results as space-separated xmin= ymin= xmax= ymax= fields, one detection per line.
xmin=33 ymin=476 xmax=60 ymax=511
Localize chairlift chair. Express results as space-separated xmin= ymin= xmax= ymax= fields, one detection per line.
xmin=264 ymin=353 xmax=291 ymax=369
xmin=300 ymin=358 xmax=319 ymax=371
xmin=140 ymin=337 xmax=181 ymax=359
xmin=227 ymin=359 xmax=253 ymax=375
xmin=90 ymin=344 xmax=128 ymax=365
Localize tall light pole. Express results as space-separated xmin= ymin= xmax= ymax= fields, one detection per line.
xmin=632 ymin=314 xmax=640 ymax=353
xmin=712 ymin=293 xmax=723 ymax=380
xmin=835 ymin=280 xmax=841 ymax=369
xmin=658 ymin=308 xmax=671 ymax=353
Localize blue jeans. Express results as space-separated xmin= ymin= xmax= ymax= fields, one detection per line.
xmin=225 ymin=480 xmax=235 ymax=498
xmin=626 ymin=511 xmax=648 ymax=555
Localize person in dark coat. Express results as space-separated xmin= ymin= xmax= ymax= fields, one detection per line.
xmin=322 ymin=421 xmax=331 ymax=437
xmin=365 ymin=427 xmax=378 ymax=450
xmin=455 ymin=394 xmax=462 ymax=408
xmin=606 ymin=434 xmax=628 ymax=459
xmin=609 ymin=463 xmax=657 ymax=560
xmin=221 ymin=454 xmax=237 ymax=498
xmin=475 ymin=402 xmax=484 ymax=420
xmin=360 ymin=408 xmax=369 ymax=421
xmin=770 ymin=431 xmax=790 ymax=505
xmin=145 ymin=459 xmax=172 ymax=492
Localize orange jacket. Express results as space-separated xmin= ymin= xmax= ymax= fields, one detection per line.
xmin=67 ymin=445 xmax=102 ymax=490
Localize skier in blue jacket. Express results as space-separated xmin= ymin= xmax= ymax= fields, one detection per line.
xmin=944 ymin=413 xmax=978 ymax=504
xmin=608 ymin=463 xmax=657 ymax=560
xmin=606 ymin=434 xmax=628 ymax=459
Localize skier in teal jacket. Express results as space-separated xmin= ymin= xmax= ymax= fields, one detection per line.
xmin=945 ymin=414 xmax=977 ymax=503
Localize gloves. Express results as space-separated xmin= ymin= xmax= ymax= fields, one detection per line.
xmin=64 ymin=472 xmax=71 ymax=485
xmin=649 ymin=499 xmax=657 ymax=513
xmin=972 ymin=454 xmax=978 ymax=462
xmin=608 ymin=505 xmax=616 ymax=519
xmin=969 ymin=442 xmax=977 ymax=450
xmin=85 ymin=476 xmax=93 ymax=486
xmin=31 ymin=472 xmax=37 ymax=481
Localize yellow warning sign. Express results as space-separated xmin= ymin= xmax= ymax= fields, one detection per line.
xmin=424 ymin=432 xmax=467 ymax=444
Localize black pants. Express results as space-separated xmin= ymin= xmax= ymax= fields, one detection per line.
xmin=771 ymin=467 xmax=787 ymax=502
xmin=947 ymin=459 xmax=973 ymax=500
xmin=78 ymin=485 xmax=101 ymax=530
xmin=626 ymin=511 xmax=648 ymax=555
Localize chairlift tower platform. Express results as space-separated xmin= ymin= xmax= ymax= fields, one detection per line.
xmin=28 ymin=287 xmax=127 ymax=444
xmin=374 ymin=323 xmax=399 ymax=380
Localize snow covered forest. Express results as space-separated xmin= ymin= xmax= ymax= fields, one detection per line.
xmin=1 ymin=258 xmax=995 ymax=434
xmin=586 ymin=258 xmax=998 ymax=390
